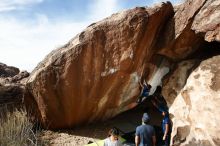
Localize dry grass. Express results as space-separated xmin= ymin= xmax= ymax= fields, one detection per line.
xmin=0 ymin=105 xmax=48 ymax=146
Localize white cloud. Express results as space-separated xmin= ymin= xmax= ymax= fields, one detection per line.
xmin=0 ymin=0 xmax=121 ymax=71
xmin=0 ymin=15 xmax=88 ymax=71
xmin=0 ymin=0 xmax=43 ymax=12
xmin=88 ymin=0 xmax=120 ymax=22
xmin=152 ymin=0 xmax=185 ymax=5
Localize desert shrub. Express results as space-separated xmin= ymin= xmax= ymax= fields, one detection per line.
xmin=0 ymin=105 xmax=47 ymax=146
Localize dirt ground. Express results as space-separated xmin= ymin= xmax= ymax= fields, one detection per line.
xmin=40 ymin=101 xmax=164 ymax=146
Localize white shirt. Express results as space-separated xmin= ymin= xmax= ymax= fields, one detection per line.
xmin=103 ymin=137 xmax=123 ymax=146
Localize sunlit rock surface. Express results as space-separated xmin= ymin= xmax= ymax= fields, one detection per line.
xmin=25 ymin=5 xmax=220 ymax=146
xmin=170 ymin=56 xmax=220 ymax=146
xmin=162 ymin=60 xmax=198 ymax=106
xmin=157 ymin=0 xmax=206 ymax=60
xmin=192 ymin=0 xmax=220 ymax=42
xmin=25 ymin=2 xmax=174 ymax=129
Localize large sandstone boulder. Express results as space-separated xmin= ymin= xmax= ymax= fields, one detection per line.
xmin=25 ymin=2 xmax=174 ymax=129
xmin=24 ymin=4 xmax=220 ymax=145
xmin=169 ymin=56 xmax=220 ymax=146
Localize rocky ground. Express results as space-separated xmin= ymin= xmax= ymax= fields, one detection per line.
xmin=39 ymin=101 xmax=163 ymax=146
xmin=40 ymin=124 xmax=107 ymax=146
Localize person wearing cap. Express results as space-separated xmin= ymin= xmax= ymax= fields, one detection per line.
xmin=161 ymin=110 xmax=171 ymax=146
xmin=135 ymin=113 xmax=156 ymax=146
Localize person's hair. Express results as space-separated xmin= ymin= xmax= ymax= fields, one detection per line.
xmin=142 ymin=113 xmax=150 ymax=124
xmin=162 ymin=110 xmax=169 ymax=116
xmin=142 ymin=121 xmax=149 ymax=124
xmin=155 ymin=85 xmax=162 ymax=93
xmin=108 ymin=128 xmax=119 ymax=137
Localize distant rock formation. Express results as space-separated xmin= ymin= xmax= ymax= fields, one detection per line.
xmin=0 ymin=63 xmax=29 ymax=105
xmin=24 ymin=0 xmax=220 ymax=145
xmin=0 ymin=63 xmax=19 ymax=78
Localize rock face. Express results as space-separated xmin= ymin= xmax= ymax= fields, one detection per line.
xmin=157 ymin=0 xmax=206 ymax=60
xmin=161 ymin=0 xmax=220 ymax=145
xmin=158 ymin=0 xmax=220 ymax=60
xmin=25 ymin=3 xmax=220 ymax=146
xmin=192 ymin=0 xmax=220 ymax=42
xmin=162 ymin=60 xmax=198 ymax=107
xmin=0 ymin=63 xmax=29 ymax=105
xmin=169 ymin=56 xmax=220 ymax=146
xmin=25 ymin=2 xmax=174 ymax=129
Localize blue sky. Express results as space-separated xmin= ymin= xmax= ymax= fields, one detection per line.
xmin=0 ymin=0 xmax=183 ymax=71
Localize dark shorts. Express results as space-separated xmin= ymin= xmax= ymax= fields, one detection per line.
xmin=141 ymin=92 xmax=149 ymax=97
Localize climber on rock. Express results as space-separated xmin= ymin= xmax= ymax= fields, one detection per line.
xmin=136 ymin=79 xmax=152 ymax=104
xmin=151 ymin=86 xmax=168 ymax=113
